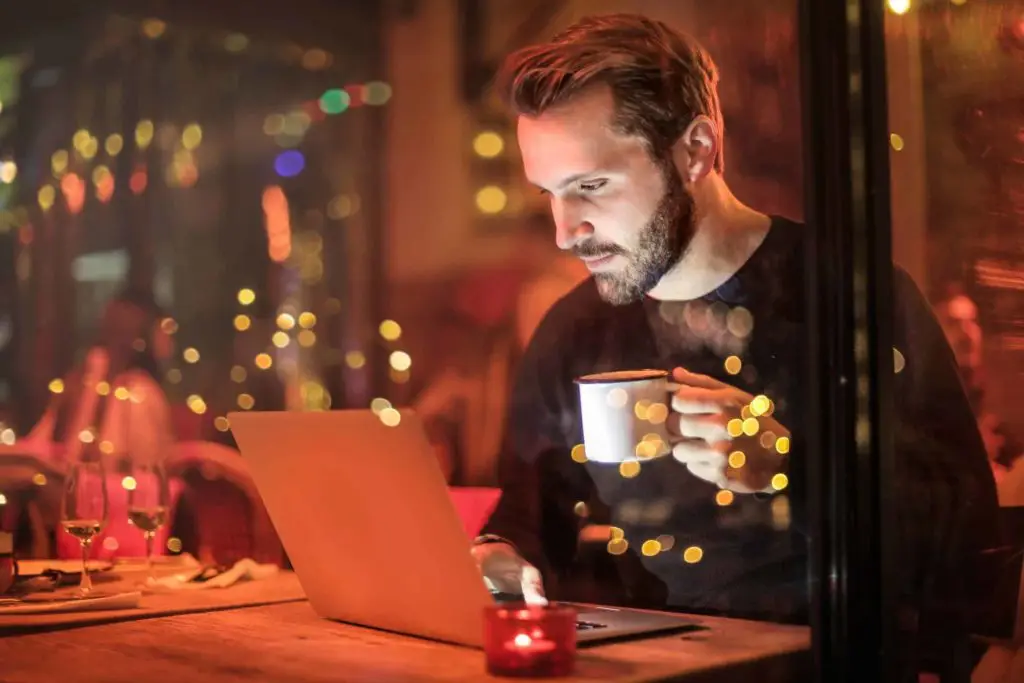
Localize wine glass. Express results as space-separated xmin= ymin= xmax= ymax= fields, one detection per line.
xmin=126 ymin=461 xmax=170 ymax=587
xmin=60 ymin=459 xmax=109 ymax=597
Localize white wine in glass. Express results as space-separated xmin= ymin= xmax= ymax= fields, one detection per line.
xmin=127 ymin=462 xmax=170 ymax=586
xmin=61 ymin=460 xmax=109 ymax=596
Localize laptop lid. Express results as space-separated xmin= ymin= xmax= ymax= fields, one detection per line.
xmin=229 ymin=409 xmax=493 ymax=646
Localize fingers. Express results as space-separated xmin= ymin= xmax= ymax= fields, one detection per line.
xmin=520 ymin=564 xmax=548 ymax=606
xmin=474 ymin=543 xmax=547 ymax=604
xmin=670 ymin=388 xmax=726 ymax=415
xmin=667 ymin=413 xmax=729 ymax=442
xmin=672 ymin=440 xmax=729 ymax=488
xmin=686 ymin=460 xmax=729 ymax=488
xmin=671 ymin=439 xmax=727 ymax=467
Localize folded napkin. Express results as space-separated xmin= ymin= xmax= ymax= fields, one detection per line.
xmin=151 ymin=558 xmax=278 ymax=590
xmin=0 ymin=591 xmax=141 ymax=615
xmin=16 ymin=559 xmax=114 ymax=577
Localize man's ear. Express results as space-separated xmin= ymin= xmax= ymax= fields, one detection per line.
xmin=671 ymin=115 xmax=719 ymax=183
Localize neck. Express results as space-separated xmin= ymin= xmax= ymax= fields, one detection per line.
xmin=647 ymin=173 xmax=771 ymax=301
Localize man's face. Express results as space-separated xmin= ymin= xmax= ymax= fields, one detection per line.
xmin=517 ymin=85 xmax=695 ymax=305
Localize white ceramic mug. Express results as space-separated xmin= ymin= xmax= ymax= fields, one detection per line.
xmin=575 ymin=369 xmax=675 ymax=464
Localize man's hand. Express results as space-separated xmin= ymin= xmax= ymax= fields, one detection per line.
xmin=667 ymin=367 xmax=790 ymax=493
xmin=470 ymin=541 xmax=547 ymax=605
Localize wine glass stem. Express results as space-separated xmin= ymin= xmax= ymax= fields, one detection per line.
xmin=79 ymin=540 xmax=93 ymax=595
xmin=145 ymin=532 xmax=154 ymax=581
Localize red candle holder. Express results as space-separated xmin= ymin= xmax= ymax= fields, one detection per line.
xmin=483 ymin=603 xmax=577 ymax=678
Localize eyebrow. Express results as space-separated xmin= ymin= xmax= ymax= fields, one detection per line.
xmin=532 ymin=172 xmax=605 ymax=193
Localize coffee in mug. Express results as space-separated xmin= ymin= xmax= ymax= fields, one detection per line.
xmin=575 ymin=369 xmax=675 ymax=464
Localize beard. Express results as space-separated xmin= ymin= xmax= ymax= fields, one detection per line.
xmin=575 ymin=162 xmax=696 ymax=306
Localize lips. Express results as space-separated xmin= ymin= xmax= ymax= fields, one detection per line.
xmin=579 ymin=254 xmax=617 ymax=269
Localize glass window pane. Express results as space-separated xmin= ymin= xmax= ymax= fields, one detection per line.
xmin=885 ymin=1 xmax=1019 ymax=679
xmin=0 ymin=2 xmax=860 ymax=680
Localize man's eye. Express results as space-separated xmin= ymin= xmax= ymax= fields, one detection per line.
xmin=578 ymin=180 xmax=607 ymax=193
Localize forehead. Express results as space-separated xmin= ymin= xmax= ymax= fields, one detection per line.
xmin=516 ymin=86 xmax=647 ymax=185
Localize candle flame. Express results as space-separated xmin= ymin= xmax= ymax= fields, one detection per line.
xmin=513 ymin=633 xmax=532 ymax=648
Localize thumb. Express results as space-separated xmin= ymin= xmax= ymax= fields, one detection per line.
xmin=520 ymin=564 xmax=548 ymax=606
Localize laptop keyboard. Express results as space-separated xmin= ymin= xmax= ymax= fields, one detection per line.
xmin=575 ymin=620 xmax=608 ymax=631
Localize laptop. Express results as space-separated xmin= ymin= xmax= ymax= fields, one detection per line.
xmin=228 ymin=409 xmax=701 ymax=647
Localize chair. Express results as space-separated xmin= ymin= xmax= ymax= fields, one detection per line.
xmin=0 ymin=449 xmax=66 ymax=558
xmin=165 ymin=441 xmax=284 ymax=566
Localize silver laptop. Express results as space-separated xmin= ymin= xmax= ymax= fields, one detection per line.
xmin=229 ymin=409 xmax=701 ymax=647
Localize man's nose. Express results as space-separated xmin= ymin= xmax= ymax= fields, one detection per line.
xmin=551 ymin=199 xmax=594 ymax=250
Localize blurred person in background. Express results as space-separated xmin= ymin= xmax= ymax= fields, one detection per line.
xmin=469 ymin=14 xmax=998 ymax=679
xmin=17 ymin=288 xmax=176 ymax=559
xmin=935 ymin=286 xmax=1023 ymax=482
xmin=24 ymin=288 xmax=173 ymax=467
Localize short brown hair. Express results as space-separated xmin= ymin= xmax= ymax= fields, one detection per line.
xmin=497 ymin=13 xmax=725 ymax=173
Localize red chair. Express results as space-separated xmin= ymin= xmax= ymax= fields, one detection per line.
xmin=165 ymin=441 xmax=284 ymax=567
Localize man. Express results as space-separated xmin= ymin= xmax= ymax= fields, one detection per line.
xmin=471 ymin=12 xmax=999 ymax=669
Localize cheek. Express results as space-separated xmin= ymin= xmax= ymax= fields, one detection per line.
xmin=590 ymin=194 xmax=657 ymax=241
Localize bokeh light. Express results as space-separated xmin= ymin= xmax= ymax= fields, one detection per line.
xmin=363 ymin=81 xmax=393 ymax=105
xmin=105 ymin=134 xmax=124 ymax=156
xmin=182 ymin=123 xmax=203 ymax=150
xmin=0 ymin=161 xmax=17 ymax=184
xmin=187 ymin=395 xmax=207 ymax=415
xmin=473 ymin=131 xmax=504 ymax=158
xmin=389 ymin=351 xmax=411 ymax=372
xmin=887 ymin=0 xmax=910 ymax=15
xmin=141 ymin=18 xmax=166 ymax=38
xmin=224 ymin=33 xmax=249 ymax=52
xmin=135 ymin=120 xmax=155 ymax=149
xmin=379 ymin=320 xmax=402 ymax=341
xmin=274 ymin=151 xmax=305 ymax=178
xmin=319 ymin=89 xmax=351 ymax=115
xmin=379 ymin=407 xmax=401 ymax=427
xmin=475 ymin=185 xmax=507 ymax=214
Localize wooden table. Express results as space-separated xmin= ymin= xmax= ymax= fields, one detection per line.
xmin=0 ymin=565 xmax=307 ymax=635
xmin=0 ymin=569 xmax=809 ymax=683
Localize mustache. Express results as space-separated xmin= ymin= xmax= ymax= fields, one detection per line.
xmin=572 ymin=242 xmax=626 ymax=259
